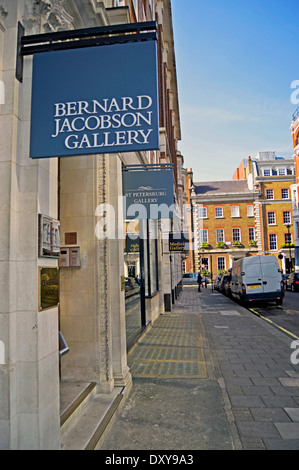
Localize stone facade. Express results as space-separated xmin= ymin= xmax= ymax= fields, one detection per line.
xmin=0 ymin=0 xmax=183 ymax=450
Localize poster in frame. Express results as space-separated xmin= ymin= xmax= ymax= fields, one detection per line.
xmin=38 ymin=214 xmax=60 ymax=258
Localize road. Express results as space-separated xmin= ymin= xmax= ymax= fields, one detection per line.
xmin=244 ymin=290 xmax=299 ymax=340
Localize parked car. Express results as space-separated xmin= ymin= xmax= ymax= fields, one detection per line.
xmin=125 ymin=277 xmax=139 ymax=292
xmin=224 ymin=275 xmax=232 ymax=297
xmin=214 ymin=275 xmax=222 ymax=291
xmin=182 ymin=273 xmax=198 ymax=284
xmin=218 ymin=274 xmax=231 ymax=295
xmin=285 ymin=272 xmax=299 ymax=292
xmin=282 ymin=274 xmax=289 ymax=290
xmin=230 ymin=255 xmax=284 ymax=305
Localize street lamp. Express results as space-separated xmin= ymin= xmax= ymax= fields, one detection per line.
xmin=287 ymin=224 xmax=292 ymax=273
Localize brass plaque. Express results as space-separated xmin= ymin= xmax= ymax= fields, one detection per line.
xmin=39 ymin=268 xmax=59 ymax=311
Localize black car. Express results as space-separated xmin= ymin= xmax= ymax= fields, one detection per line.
xmin=282 ymin=274 xmax=289 ymax=290
xmin=286 ymin=272 xmax=299 ymax=292
xmin=219 ymin=274 xmax=231 ymax=295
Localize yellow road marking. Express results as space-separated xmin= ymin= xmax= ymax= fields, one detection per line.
xmin=248 ymin=308 xmax=299 ymax=340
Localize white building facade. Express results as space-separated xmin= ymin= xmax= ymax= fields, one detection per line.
xmin=0 ymin=0 xmax=183 ymax=450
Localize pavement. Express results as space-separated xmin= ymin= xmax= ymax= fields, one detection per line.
xmin=99 ymin=285 xmax=299 ymax=451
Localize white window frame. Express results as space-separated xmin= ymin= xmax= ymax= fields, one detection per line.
xmin=266 ymin=189 xmax=274 ymax=200
xmin=267 ymin=211 xmax=276 ymax=225
xmin=215 ymin=206 xmax=223 ymax=218
xmin=232 ymin=228 xmax=241 ymax=242
xmin=247 ymin=205 xmax=254 ymax=217
xmin=198 ymin=207 xmax=207 ymax=219
xmin=216 ymin=228 xmax=225 ymax=243
xmin=217 ymin=257 xmax=226 ymax=272
xmin=199 ymin=229 xmax=208 ymax=244
xmin=284 ymin=232 xmax=293 ymax=245
xmin=283 ymin=211 xmax=291 ymax=225
xmin=248 ymin=227 xmax=255 ymax=241
xmin=201 ymin=257 xmax=209 ymax=270
xmin=269 ymin=234 xmax=277 ymax=251
xmin=231 ymin=205 xmax=240 ymax=218
xmin=281 ymin=188 xmax=289 ymax=199
xmin=263 ymin=168 xmax=271 ymax=176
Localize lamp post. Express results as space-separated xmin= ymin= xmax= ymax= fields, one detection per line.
xmin=287 ymin=224 xmax=292 ymax=273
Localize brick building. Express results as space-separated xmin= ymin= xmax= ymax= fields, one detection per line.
xmin=234 ymin=152 xmax=295 ymax=273
xmin=191 ymin=151 xmax=295 ymax=279
xmin=191 ymin=179 xmax=258 ymax=276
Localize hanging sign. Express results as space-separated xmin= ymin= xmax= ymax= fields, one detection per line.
xmin=125 ymin=235 xmax=140 ymax=253
xmin=123 ymin=169 xmax=174 ymax=219
xmin=30 ymin=41 xmax=159 ymax=158
xmin=169 ymin=233 xmax=191 ymax=252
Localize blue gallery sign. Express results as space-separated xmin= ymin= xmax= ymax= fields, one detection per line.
xmin=30 ymin=41 xmax=159 ymax=158
xmin=123 ymin=169 xmax=174 ymax=220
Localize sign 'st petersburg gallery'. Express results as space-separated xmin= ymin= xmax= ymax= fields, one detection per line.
xmin=30 ymin=40 xmax=160 ymax=158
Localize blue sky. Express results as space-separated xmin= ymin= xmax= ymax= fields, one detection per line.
xmin=171 ymin=0 xmax=299 ymax=182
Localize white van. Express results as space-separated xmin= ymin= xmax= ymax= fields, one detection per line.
xmin=230 ymin=255 xmax=284 ymax=305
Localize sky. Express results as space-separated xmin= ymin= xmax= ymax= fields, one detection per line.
xmin=171 ymin=0 xmax=299 ymax=182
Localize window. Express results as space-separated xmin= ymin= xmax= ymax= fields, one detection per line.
xmin=198 ymin=207 xmax=207 ymax=218
xmin=217 ymin=257 xmax=226 ymax=272
xmin=281 ymin=188 xmax=289 ymax=199
xmin=283 ymin=211 xmax=291 ymax=225
xmin=269 ymin=234 xmax=277 ymax=251
xmin=248 ymin=227 xmax=255 ymax=241
xmin=216 ymin=228 xmax=225 ymax=243
xmin=232 ymin=228 xmax=241 ymax=242
xmin=202 ymin=257 xmax=209 ymax=270
xmin=144 ymin=220 xmax=159 ymax=297
xmin=215 ymin=206 xmax=223 ymax=218
xmin=278 ymin=168 xmax=286 ymax=176
xmin=231 ymin=206 xmax=240 ymax=217
xmin=284 ymin=233 xmax=293 ymax=244
xmin=267 ymin=212 xmax=276 ymax=225
xmin=199 ymin=229 xmax=208 ymax=244
xmin=149 ymin=226 xmax=158 ymax=296
xmin=247 ymin=205 xmax=254 ymax=217
xmin=266 ymin=189 xmax=274 ymax=200
xmin=263 ymin=169 xmax=271 ymax=176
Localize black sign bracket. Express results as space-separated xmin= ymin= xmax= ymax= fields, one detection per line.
xmin=16 ymin=20 xmax=157 ymax=83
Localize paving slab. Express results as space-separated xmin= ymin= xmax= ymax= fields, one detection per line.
xmin=99 ymin=287 xmax=299 ymax=451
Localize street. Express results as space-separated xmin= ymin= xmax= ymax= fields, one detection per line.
xmin=218 ymin=288 xmax=299 ymax=340
xmin=100 ymin=286 xmax=299 ymax=451
xmin=245 ymin=290 xmax=299 ymax=340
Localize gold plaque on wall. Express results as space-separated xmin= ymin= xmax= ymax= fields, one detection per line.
xmin=39 ymin=268 xmax=59 ymax=311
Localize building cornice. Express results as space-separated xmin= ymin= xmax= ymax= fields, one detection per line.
xmin=191 ymin=192 xmax=256 ymax=204
xmin=255 ymin=176 xmax=295 ymax=183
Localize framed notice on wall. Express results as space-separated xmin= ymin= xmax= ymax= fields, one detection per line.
xmin=39 ymin=267 xmax=59 ymax=311
xmin=38 ymin=214 xmax=60 ymax=258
